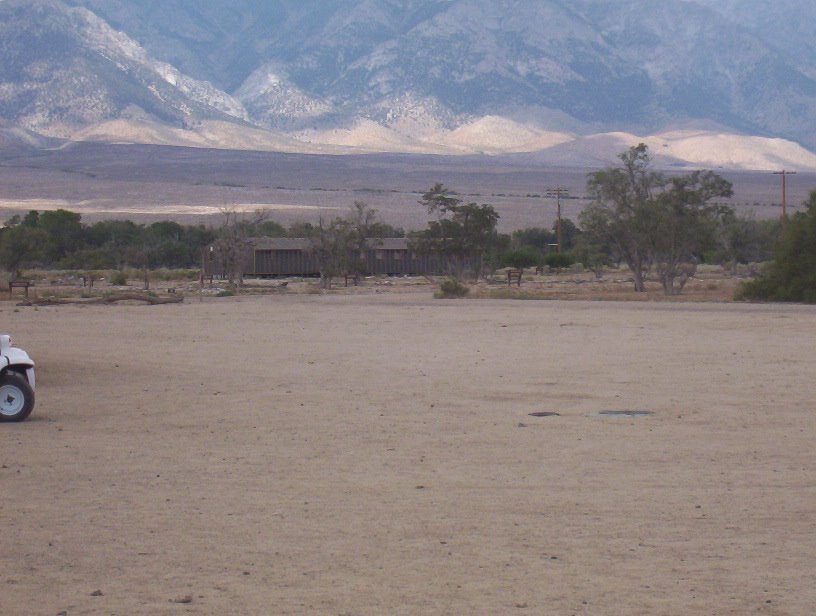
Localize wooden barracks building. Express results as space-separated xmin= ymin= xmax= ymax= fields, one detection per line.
xmin=204 ymin=237 xmax=455 ymax=279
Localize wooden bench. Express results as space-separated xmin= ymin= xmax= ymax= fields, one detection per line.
xmin=344 ymin=273 xmax=361 ymax=287
xmin=507 ymin=269 xmax=523 ymax=287
xmin=9 ymin=279 xmax=32 ymax=297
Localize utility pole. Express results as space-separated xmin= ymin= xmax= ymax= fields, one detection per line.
xmin=772 ymin=170 xmax=796 ymax=218
xmin=546 ymin=187 xmax=569 ymax=252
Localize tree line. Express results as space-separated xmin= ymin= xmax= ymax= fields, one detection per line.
xmin=402 ymin=148 xmax=782 ymax=297
xmin=0 ymin=210 xmax=217 ymax=274
xmin=1 ymin=143 xmax=806 ymax=300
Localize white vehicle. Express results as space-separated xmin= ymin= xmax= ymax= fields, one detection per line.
xmin=0 ymin=334 xmax=35 ymax=422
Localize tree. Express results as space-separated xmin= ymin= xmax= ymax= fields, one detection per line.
xmin=737 ymin=190 xmax=816 ymax=302
xmin=306 ymin=217 xmax=352 ymax=289
xmin=344 ymin=201 xmax=383 ymax=275
xmin=411 ymin=184 xmax=500 ymax=279
xmin=419 ymin=183 xmax=461 ymax=218
xmin=38 ymin=209 xmax=84 ymax=264
xmin=544 ymin=252 xmax=575 ymax=270
xmin=211 ymin=209 xmax=271 ymax=286
xmin=0 ymin=209 xmax=216 ymax=272
xmin=512 ymin=227 xmax=556 ymax=253
xmin=581 ymin=144 xmax=732 ymax=294
xmin=582 ymin=144 xmax=661 ymax=291
xmin=712 ymin=212 xmax=781 ymax=272
xmin=255 ymin=220 xmax=287 ymax=237
xmin=501 ymin=246 xmax=541 ymax=269
xmin=140 ymin=221 xmax=189 ymax=270
xmin=648 ymin=171 xmax=733 ymax=294
xmin=306 ymin=202 xmax=384 ymax=289
xmin=0 ymin=224 xmax=48 ymax=274
xmin=21 ymin=210 xmax=40 ymax=227
xmin=556 ymin=218 xmax=581 ymax=252
xmin=84 ymin=219 xmax=143 ymax=269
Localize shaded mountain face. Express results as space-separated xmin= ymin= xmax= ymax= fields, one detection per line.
xmin=694 ymin=0 xmax=816 ymax=72
xmin=0 ymin=0 xmax=248 ymax=135
xmin=571 ymin=0 xmax=816 ymax=146
xmin=5 ymin=0 xmax=816 ymax=151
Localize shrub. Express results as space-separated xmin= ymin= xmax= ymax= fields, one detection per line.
xmin=109 ymin=271 xmax=128 ymax=286
xmin=151 ymin=268 xmax=200 ymax=281
xmin=501 ymin=246 xmax=541 ymax=269
xmin=543 ymin=252 xmax=575 ymax=269
xmin=436 ymin=277 xmax=470 ymax=298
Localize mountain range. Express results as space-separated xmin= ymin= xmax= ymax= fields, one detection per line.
xmin=2 ymin=0 xmax=816 ymax=169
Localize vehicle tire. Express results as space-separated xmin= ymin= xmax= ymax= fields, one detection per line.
xmin=0 ymin=372 xmax=35 ymax=422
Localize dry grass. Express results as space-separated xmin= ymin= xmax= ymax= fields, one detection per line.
xmin=3 ymin=267 xmax=749 ymax=304
xmin=470 ymin=268 xmax=743 ymax=303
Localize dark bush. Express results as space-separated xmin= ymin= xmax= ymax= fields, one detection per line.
xmin=501 ymin=246 xmax=541 ymax=269
xmin=543 ymin=252 xmax=575 ymax=269
xmin=109 ymin=271 xmax=128 ymax=286
xmin=436 ymin=277 xmax=470 ymax=298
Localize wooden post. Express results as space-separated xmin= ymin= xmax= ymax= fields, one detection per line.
xmin=773 ymin=169 xmax=796 ymax=218
xmin=546 ymin=187 xmax=569 ymax=252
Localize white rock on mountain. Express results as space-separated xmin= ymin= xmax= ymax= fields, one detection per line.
xmin=75 ymin=5 xmax=249 ymax=121
xmin=234 ymin=64 xmax=333 ymax=129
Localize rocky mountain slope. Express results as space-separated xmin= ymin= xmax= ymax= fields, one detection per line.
xmin=2 ymin=0 xmax=816 ymax=169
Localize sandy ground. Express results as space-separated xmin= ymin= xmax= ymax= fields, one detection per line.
xmin=1 ymin=289 xmax=816 ymax=615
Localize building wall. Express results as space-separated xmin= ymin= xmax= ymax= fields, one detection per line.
xmin=203 ymin=239 xmax=471 ymax=278
xmin=253 ymin=249 xmax=318 ymax=276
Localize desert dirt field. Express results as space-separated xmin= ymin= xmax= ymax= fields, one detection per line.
xmin=2 ymin=285 xmax=816 ymax=615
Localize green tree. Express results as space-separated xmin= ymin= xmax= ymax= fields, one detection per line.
xmin=419 ymin=183 xmax=461 ymax=218
xmin=411 ymin=184 xmax=500 ymax=279
xmin=21 ymin=210 xmax=40 ymax=227
xmin=737 ymin=190 xmax=816 ymax=302
xmin=712 ymin=212 xmax=781 ymax=272
xmin=143 ymin=221 xmax=190 ymax=269
xmin=556 ymin=218 xmax=581 ymax=252
xmin=255 ymin=220 xmax=288 ymax=237
xmin=0 ymin=211 xmax=214 ymax=272
xmin=647 ymin=171 xmax=733 ymax=294
xmin=367 ymin=221 xmax=405 ymax=238
xmin=512 ymin=227 xmax=556 ymax=253
xmin=287 ymin=221 xmax=315 ymax=237
xmin=544 ymin=252 xmax=575 ymax=269
xmin=38 ymin=209 xmax=84 ymax=264
xmin=0 ymin=224 xmax=48 ymax=274
xmin=501 ymin=246 xmax=541 ymax=269
xmin=183 ymin=225 xmax=217 ymax=267
xmin=581 ymin=144 xmax=732 ymax=294
xmin=84 ymin=220 xmax=143 ymax=269
xmin=582 ymin=144 xmax=661 ymax=291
